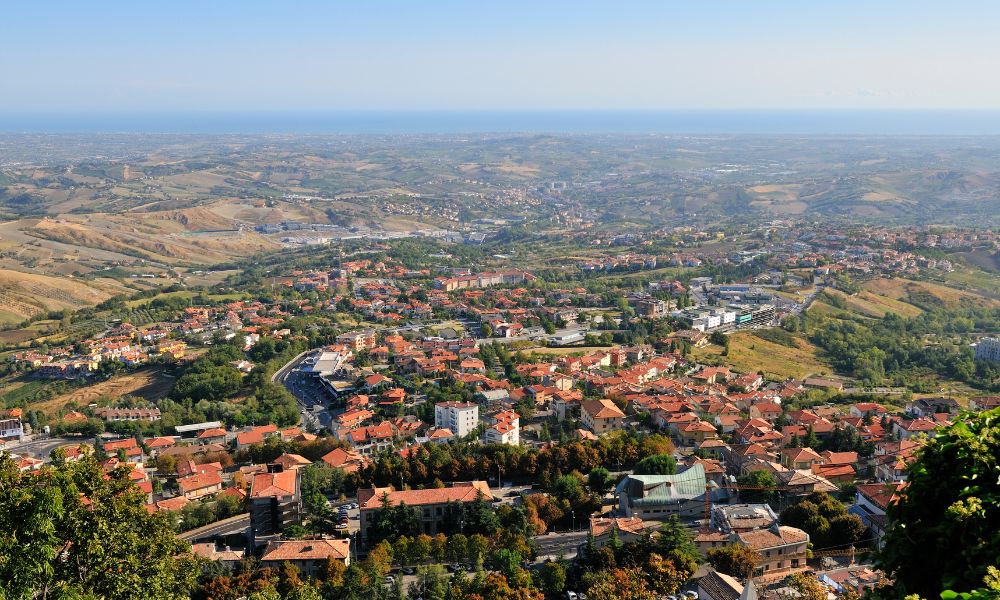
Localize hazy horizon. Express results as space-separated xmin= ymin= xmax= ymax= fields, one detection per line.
xmin=6 ymin=109 xmax=1000 ymax=135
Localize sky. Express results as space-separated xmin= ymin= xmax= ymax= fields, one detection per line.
xmin=3 ymin=0 xmax=1000 ymax=113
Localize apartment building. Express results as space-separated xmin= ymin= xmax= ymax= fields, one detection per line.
xmin=434 ymin=401 xmax=479 ymax=438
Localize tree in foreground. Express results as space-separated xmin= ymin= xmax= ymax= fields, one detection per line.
xmin=0 ymin=452 xmax=200 ymax=599
xmin=877 ymin=408 xmax=1000 ymax=599
xmin=706 ymin=544 xmax=760 ymax=579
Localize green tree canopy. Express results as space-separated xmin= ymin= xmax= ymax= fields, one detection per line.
xmin=0 ymin=454 xmax=199 ymax=599
xmin=633 ymin=453 xmax=677 ymax=475
xmin=877 ymin=408 xmax=1000 ymax=599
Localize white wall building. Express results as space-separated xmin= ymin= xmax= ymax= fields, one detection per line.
xmin=435 ymin=401 xmax=479 ymax=438
xmin=975 ymin=337 xmax=1000 ymax=363
xmin=0 ymin=419 xmax=24 ymax=443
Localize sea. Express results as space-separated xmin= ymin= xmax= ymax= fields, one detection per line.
xmin=2 ymin=110 xmax=1000 ymax=135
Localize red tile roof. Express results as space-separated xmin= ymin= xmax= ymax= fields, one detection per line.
xmin=260 ymin=538 xmax=349 ymax=562
xmin=358 ymin=481 xmax=492 ymax=510
xmin=250 ymin=470 xmax=298 ymax=499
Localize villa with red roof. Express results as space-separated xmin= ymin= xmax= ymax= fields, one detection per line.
xmin=358 ymin=481 xmax=493 ymax=544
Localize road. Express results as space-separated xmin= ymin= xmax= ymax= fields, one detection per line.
xmin=4 ymin=436 xmax=94 ymax=459
xmin=178 ymin=513 xmax=250 ymax=542
xmin=273 ymin=350 xmax=329 ymax=430
xmin=532 ymin=530 xmax=588 ymax=560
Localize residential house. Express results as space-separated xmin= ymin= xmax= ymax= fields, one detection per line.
xmin=588 ymin=516 xmax=657 ymax=548
xmin=780 ymin=447 xmax=824 ymax=471
xmin=260 ymin=538 xmax=350 ymax=576
xmin=236 ymin=424 xmax=279 ymax=449
xmin=850 ymin=482 xmax=905 ymax=549
xmin=581 ymin=399 xmax=626 ymax=435
xmin=735 ymin=524 xmax=810 ymax=575
xmin=320 ymin=447 xmax=369 ymax=473
xmin=178 ymin=471 xmax=224 ymax=500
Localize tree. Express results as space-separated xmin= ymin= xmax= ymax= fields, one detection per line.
xmin=706 ymin=544 xmax=760 ymax=579
xmin=583 ymin=566 xmax=659 ymax=600
xmin=877 ymin=408 xmax=1000 ymax=599
xmin=0 ymin=454 xmax=199 ymax=599
xmin=735 ymin=470 xmax=778 ymax=506
xmin=588 ymin=466 xmax=614 ymax=495
xmin=633 ymin=453 xmax=677 ymax=475
xmin=780 ymin=492 xmax=865 ymax=548
xmin=538 ymin=562 xmax=567 ymax=595
xmin=786 ymin=573 xmax=827 ymax=600
xmin=656 ymin=515 xmax=700 ymax=564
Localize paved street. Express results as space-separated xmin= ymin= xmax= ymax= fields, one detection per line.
xmin=533 ymin=529 xmax=588 ymax=560
xmin=178 ymin=513 xmax=250 ymax=542
xmin=5 ymin=436 xmax=93 ymax=459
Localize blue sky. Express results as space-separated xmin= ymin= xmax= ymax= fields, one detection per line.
xmin=3 ymin=0 xmax=1000 ymax=112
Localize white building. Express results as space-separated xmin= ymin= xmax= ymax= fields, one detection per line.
xmin=435 ymin=401 xmax=479 ymax=438
xmin=0 ymin=418 xmax=24 ymax=443
xmin=975 ymin=337 xmax=1000 ymax=363
xmin=484 ymin=410 xmax=519 ymax=446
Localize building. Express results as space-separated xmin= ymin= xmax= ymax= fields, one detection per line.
xmin=249 ymin=469 xmax=302 ymax=539
xmin=434 ymin=401 xmax=479 ymax=438
xmin=94 ymin=407 xmax=162 ymax=422
xmin=712 ymin=504 xmax=778 ymax=533
xmin=975 ymin=337 xmax=1000 ymax=363
xmin=850 ymin=482 xmax=904 ymax=549
xmin=616 ymin=464 xmax=728 ymax=520
xmin=260 ymin=538 xmax=350 ymax=576
xmin=483 ymin=410 xmax=519 ymax=445
xmin=698 ymin=570 xmax=758 ymax=600
xmin=581 ymin=399 xmax=626 ymax=435
xmin=0 ymin=418 xmax=24 ymax=443
xmin=177 ymin=471 xmax=224 ymax=500
xmin=321 ymin=447 xmax=369 ymax=473
xmin=435 ymin=270 xmax=534 ymax=292
xmin=735 ymin=524 xmax=809 ymax=575
xmin=588 ymin=516 xmax=656 ymax=548
xmin=358 ymin=481 xmax=493 ymax=545
xmin=336 ymin=329 xmax=378 ymax=351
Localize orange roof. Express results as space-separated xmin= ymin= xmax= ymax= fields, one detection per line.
xmin=155 ymin=496 xmax=190 ymax=512
xmin=590 ymin=516 xmax=653 ymax=538
xmin=236 ymin=425 xmax=277 ymax=446
xmin=737 ymin=526 xmax=809 ymax=550
xmin=358 ymin=481 xmax=492 ymax=510
xmin=250 ymin=470 xmax=298 ymax=499
xmin=178 ymin=471 xmax=223 ymax=493
xmin=273 ymin=453 xmax=312 ymax=468
xmin=427 ymin=428 xmax=455 ymax=440
xmin=198 ymin=428 xmax=227 ymax=439
xmin=321 ymin=447 xmax=369 ymax=472
xmin=145 ymin=437 xmax=177 ymax=448
xmin=260 ymin=538 xmax=349 ymax=562
xmin=581 ymin=399 xmax=625 ymax=420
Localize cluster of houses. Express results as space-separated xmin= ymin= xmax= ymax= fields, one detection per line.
xmin=8 ymin=298 xmax=299 ymax=380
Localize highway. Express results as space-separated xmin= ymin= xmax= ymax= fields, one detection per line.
xmin=178 ymin=513 xmax=250 ymax=542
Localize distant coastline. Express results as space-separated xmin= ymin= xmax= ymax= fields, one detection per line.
xmin=4 ymin=109 xmax=1000 ymax=135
